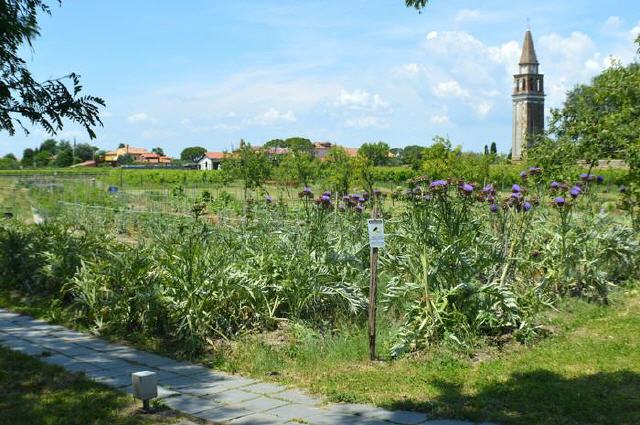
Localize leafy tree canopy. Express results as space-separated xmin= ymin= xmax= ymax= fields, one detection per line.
xmin=117 ymin=153 xmax=134 ymax=166
xmin=548 ymin=59 xmax=640 ymax=163
xmin=264 ymin=137 xmax=313 ymax=152
xmin=359 ymin=141 xmax=390 ymax=166
xmin=1 ymin=0 xmax=104 ymax=138
xmin=405 ymin=0 xmax=430 ymax=10
xmin=53 ymin=147 xmax=73 ymax=167
xmin=152 ymin=147 xmax=165 ymax=156
xmin=180 ymin=146 xmax=206 ymax=163
xmin=74 ymin=142 xmax=98 ymax=162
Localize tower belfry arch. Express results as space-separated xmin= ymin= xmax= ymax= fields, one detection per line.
xmin=512 ymin=30 xmax=545 ymax=162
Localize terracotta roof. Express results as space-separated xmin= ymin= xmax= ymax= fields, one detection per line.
xmin=140 ymin=152 xmax=160 ymax=158
xmin=344 ymin=147 xmax=359 ymax=157
xmin=204 ymin=152 xmax=225 ymax=160
xmin=519 ymin=30 xmax=539 ymax=65
xmin=124 ymin=147 xmax=148 ymax=154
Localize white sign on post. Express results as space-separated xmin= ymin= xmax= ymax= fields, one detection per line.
xmin=367 ymin=219 xmax=385 ymax=249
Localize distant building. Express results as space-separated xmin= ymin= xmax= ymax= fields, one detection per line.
xmin=312 ymin=142 xmax=358 ymax=160
xmin=102 ymin=145 xmax=172 ymax=166
xmin=512 ymin=30 xmax=545 ymax=162
xmin=197 ymin=152 xmax=225 ymax=170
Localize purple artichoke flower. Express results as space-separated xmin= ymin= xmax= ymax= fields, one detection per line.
xmin=519 ymin=171 xmax=528 ymax=180
xmin=482 ymin=184 xmax=495 ymax=194
xmin=580 ymin=173 xmax=595 ymax=182
xmin=529 ymin=166 xmax=542 ymax=175
xmin=350 ymin=193 xmax=360 ymax=199
xmin=489 ymin=204 xmax=499 ymax=213
xmin=320 ymin=194 xmax=331 ymax=203
xmin=373 ymin=189 xmax=382 ymax=196
xmin=523 ymin=201 xmax=532 ymax=211
xmin=510 ymin=192 xmax=523 ymax=200
xmin=597 ymin=175 xmax=604 ymax=184
xmin=570 ymin=186 xmax=581 ymax=198
xmin=459 ymin=183 xmax=474 ymax=194
xmin=554 ymin=197 xmax=566 ymax=207
xmin=430 ymin=180 xmax=448 ymax=190
xmin=265 ymin=195 xmax=273 ymax=203
xmin=358 ymin=197 xmax=366 ymax=203
xmin=323 ymin=191 xmax=331 ymax=197
xmin=550 ymin=181 xmax=560 ymax=189
xmin=342 ymin=195 xmax=350 ymax=201
xmin=512 ymin=184 xmax=522 ymax=193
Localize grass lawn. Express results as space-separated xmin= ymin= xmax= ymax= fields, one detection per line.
xmin=213 ymin=287 xmax=640 ymax=425
xmin=0 ymin=346 xmax=188 ymax=425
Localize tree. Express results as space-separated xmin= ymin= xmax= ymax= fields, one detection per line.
xmin=53 ymin=148 xmax=73 ymax=167
xmin=118 ymin=143 xmax=126 ymax=149
xmin=264 ymin=137 xmax=313 ymax=152
xmin=180 ymin=146 xmax=207 ymax=163
xmin=1 ymin=1 xmax=104 ymax=138
xmin=403 ymin=145 xmax=424 ymax=170
xmin=490 ymin=142 xmax=497 ymax=155
xmin=0 ymin=153 xmax=18 ymax=169
xmin=548 ymin=59 xmax=640 ymax=167
xmin=276 ymin=151 xmax=318 ymax=187
xmin=152 ymin=147 xmax=165 ymax=156
xmin=484 ymin=145 xmax=489 ymax=155
xmin=284 ymin=137 xmax=313 ymax=152
xmin=74 ymin=143 xmax=98 ymax=161
xmin=33 ymin=150 xmax=51 ymax=167
xmin=117 ymin=153 xmax=134 ymax=166
xmin=21 ymin=148 xmax=34 ymax=167
xmin=39 ymin=138 xmax=58 ymax=154
xmin=222 ymin=141 xmax=272 ymax=193
xmin=359 ymin=141 xmax=390 ymax=166
xmin=323 ymin=146 xmax=353 ymax=195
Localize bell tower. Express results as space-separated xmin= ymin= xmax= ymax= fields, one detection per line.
xmin=512 ymin=30 xmax=545 ymax=162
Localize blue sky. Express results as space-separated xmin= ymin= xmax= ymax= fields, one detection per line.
xmin=4 ymin=0 xmax=640 ymax=157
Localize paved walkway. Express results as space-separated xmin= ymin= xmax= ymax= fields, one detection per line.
xmin=0 ymin=308 xmax=493 ymax=425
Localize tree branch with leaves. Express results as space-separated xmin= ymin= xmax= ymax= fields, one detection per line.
xmin=0 ymin=0 xmax=105 ymax=138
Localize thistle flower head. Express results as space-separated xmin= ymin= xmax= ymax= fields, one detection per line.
xmin=430 ymin=180 xmax=448 ymax=190
xmin=459 ymin=183 xmax=474 ymax=195
xmin=570 ymin=186 xmax=581 ymax=198
xmin=554 ymin=197 xmax=566 ymax=207
xmin=512 ymin=184 xmax=522 ymax=193
xmin=489 ymin=203 xmax=499 ymax=213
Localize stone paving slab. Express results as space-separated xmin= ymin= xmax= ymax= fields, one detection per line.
xmin=163 ymin=394 xmax=220 ymax=415
xmin=0 ymin=307 xmax=490 ymax=425
xmin=228 ymin=412 xmax=289 ymax=424
xmin=195 ymin=405 xmax=255 ymax=423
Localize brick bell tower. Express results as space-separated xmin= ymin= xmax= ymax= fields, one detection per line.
xmin=512 ymin=30 xmax=545 ymax=162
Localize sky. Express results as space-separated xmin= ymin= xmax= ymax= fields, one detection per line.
xmin=4 ymin=0 xmax=640 ymax=157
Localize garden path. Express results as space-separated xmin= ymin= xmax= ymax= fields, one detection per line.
xmin=0 ymin=308 xmax=494 ymax=425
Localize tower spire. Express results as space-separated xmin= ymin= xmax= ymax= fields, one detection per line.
xmin=519 ymin=30 xmax=539 ymax=65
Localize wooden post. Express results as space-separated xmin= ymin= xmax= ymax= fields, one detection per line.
xmin=368 ymin=208 xmax=379 ymax=361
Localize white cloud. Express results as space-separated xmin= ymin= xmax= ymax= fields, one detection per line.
xmin=603 ymin=16 xmax=623 ymax=32
xmin=426 ymin=31 xmax=438 ymax=40
xmin=250 ymin=108 xmax=296 ymax=125
xmin=336 ymin=89 xmax=390 ymax=112
xmin=127 ymin=112 xmax=151 ymax=123
xmin=398 ymin=63 xmax=423 ymax=75
xmin=430 ymin=114 xmax=450 ymax=124
xmin=455 ymin=9 xmax=481 ymax=23
xmin=433 ymin=80 xmax=468 ymax=98
xmin=344 ymin=116 xmax=386 ymax=129
xmin=474 ymin=101 xmax=492 ymax=116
